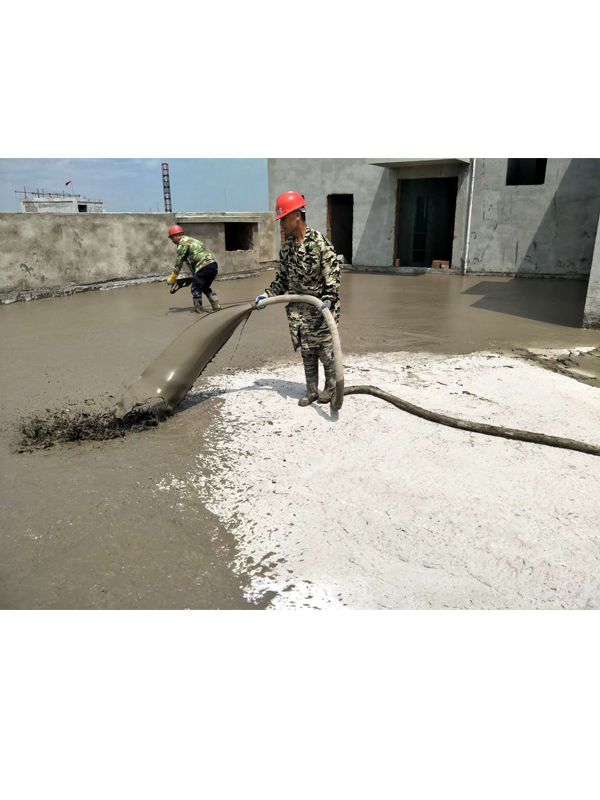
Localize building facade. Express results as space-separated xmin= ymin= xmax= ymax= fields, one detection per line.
xmin=268 ymin=158 xmax=600 ymax=276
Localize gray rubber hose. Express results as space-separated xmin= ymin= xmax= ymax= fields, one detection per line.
xmin=254 ymin=295 xmax=599 ymax=457
xmin=254 ymin=294 xmax=345 ymax=410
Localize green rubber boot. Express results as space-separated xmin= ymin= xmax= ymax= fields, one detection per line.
xmin=317 ymin=349 xmax=336 ymax=404
xmin=298 ymin=383 xmax=319 ymax=407
xmin=299 ymin=352 xmax=319 ymax=407
xmin=208 ymin=292 xmax=221 ymax=311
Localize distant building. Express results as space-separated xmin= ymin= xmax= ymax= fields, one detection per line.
xmin=20 ymin=194 xmax=105 ymax=213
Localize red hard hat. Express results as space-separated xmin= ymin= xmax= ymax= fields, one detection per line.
xmin=168 ymin=224 xmax=184 ymax=238
xmin=275 ymin=191 xmax=306 ymax=220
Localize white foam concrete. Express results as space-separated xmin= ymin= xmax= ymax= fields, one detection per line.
xmin=157 ymin=352 xmax=600 ymax=609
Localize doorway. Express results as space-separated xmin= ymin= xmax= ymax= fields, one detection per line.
xmin=327 ymin=194 xmax=353 ymax=263
xmin=396 ymin=178 xmax=458 ymax=267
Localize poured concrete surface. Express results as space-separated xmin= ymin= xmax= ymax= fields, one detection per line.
xmin=1 ymin=274 xmax=599 ymax=609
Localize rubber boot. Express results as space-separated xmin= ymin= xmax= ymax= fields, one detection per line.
xmin=298 ymin=382 xmax=319 ymax=407
xmin=317 ymin=349 xmax=336 ymax=404
xmin=193 ymin=298 xmax=206 ymax=313
xmin=208 ymin=292 xmax=221 ymax=311
xmin=298 ymin=352 xmax=319 ymax=407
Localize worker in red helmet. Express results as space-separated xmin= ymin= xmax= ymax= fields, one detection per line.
xmin=167 ymin=225 xmax=221 ymax=313
xmin=255 ymin=192 xmax=341 ymax=406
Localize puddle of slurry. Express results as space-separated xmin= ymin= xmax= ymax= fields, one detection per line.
xmin=15 ymin=303 xmax=256 ymax=453
xmin=16 ymin=402 xmax=160 ymax=452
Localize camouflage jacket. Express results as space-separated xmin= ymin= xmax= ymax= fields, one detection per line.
xmin=174 ymin=236 xmax=216 ymax=275
xmin=265 ymin=227 xmax=341 ymax=352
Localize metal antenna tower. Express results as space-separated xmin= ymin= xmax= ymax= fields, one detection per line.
xmin=161 ymin=163 xmax=172 ymax=212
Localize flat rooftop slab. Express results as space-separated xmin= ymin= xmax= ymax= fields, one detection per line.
xmin=1 ymin=273 xmax=599 ymax=609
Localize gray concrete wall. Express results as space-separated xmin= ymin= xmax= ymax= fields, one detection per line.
xmin=467 ymin=158 xmax=600 ymax=277
xmin=268 ymin=158 xmax=600 ymax=279
xmin=268 ymin=158 xmax=397 ymax=267
xmin=257 ymin=212 xmax=277 ymax=263
xmin=0 ymin=213 xmax=177 ymax=293
xmin=0 ymin=212 xmax=274 ymax=295
xmin=268 ymin=158 xmax=470 ymax=270
xmin=175 ymin=212 xmax=277 ymax=274
xmin=176 ymin=212 xmax=276 ymax=265
xmin=583 ymin=223 xmax=600 ymax=328
xmin=177 ymin=219 xmax=259 ymax=275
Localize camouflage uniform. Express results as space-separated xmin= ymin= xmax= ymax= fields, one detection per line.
xmin=173 ymin=235 xmax=219 ymax=305
xmin=173 ymin=235 xmax=216 ymax=276
xmin=265 ymin=227 xmax=341 ymax=404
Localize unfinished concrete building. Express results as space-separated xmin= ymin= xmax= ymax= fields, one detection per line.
xmin=267 ymin=158 xmax=600 ymax=326
xmin=20 ymin=194 xmax=105 ymax=213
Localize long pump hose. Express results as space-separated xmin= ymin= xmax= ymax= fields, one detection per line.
xmin=254 ymin=295 xmax=600 ymax=458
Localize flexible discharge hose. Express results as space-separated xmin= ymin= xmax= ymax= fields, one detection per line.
xmin=253 ymin=294 xmax=600 ymax=458
xmin=254 ymin=294 xmax=345 ymax=409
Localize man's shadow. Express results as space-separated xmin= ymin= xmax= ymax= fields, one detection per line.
xmin=179 ymin=378 xmax=340 ymax=422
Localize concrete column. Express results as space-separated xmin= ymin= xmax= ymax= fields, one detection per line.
xmin=584 ymin=220 xmax=600 ymax=328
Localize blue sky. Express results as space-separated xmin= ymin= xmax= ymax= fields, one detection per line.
xmin=0 ymin=158 xmax=269 ymax=213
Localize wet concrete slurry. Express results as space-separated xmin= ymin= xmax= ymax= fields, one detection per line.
xmin=1 ymin=273 xmax=599 ymax=609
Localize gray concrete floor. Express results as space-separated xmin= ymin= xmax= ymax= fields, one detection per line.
xmin=1 ymin=273 xmax=599 ymax=609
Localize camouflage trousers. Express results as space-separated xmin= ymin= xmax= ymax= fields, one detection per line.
xmin=287 ymin=302 xmax=339 ymax=354
xmin=301 ymin=345 xmax=336 ymax=389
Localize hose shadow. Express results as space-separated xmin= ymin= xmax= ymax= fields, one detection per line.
xmin=180 ymin=378 xmax=339 ymax=422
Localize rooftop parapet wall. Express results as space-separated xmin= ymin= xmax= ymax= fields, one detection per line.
xmin=0 ymin=213 xmax=177 ymax=293
xmin=0 ymin=212 xmax=277 ymax=297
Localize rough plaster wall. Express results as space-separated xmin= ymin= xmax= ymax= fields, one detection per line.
xmin=583 ymin=224 xmax=600 ymax=328
xmin=452 ymin=166 xmax=470 ymax=270
xmin=179 ymin=222 xmax=223 ymax=263
xmin=183 ymin=221 xmax=261 ymax=275
xmin=0 ymin=214 xmax=274 ymax=293
xmin=181 ymin=215 xmax=276 ymax=268
xmin=0 ymin=213 xmax=178 ymax=292
xmin=468 ymin=158 xmax=600 ymax=277
xmin=21 ymin=199 xmax=76 ymax=213
xmin=257 ymin=212 xmax=277 ymax=262
xmin=268 ymin=158 xmax=396 ymax=267
xmin=20 ymin=199 xmax=105 ymax=213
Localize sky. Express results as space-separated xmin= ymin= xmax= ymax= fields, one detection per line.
xmin=0 ymin=158 xmax=269 ymax=213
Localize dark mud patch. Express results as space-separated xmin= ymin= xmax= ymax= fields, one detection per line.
xmin=514 ymin=346 xmax=600 ymax=388
xmin=16 ymin=404 xmax=161 ymax=452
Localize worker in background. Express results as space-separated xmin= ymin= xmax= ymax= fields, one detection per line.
xmin=255 ymin=191 xmax=341 ymax=407
xmin=166 ymin=225 xmax=221 ymax=313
